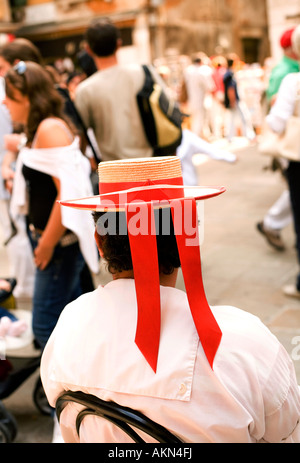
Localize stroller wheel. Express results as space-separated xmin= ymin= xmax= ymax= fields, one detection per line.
xmin=0 ymin=402 xmax=17 ymax=443
xmin=33 ymin=377 xmax=52 ymax=416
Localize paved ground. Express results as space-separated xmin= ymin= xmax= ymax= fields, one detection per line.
xmin=1 ymin=138 xmax=300 ymax=443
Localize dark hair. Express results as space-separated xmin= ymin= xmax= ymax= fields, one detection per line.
xmin=92 ymin=209 xmax=181 ymax=275
xmin=76 ymin=49 xmax=97 ymax=76
xmin=5 ymin=61 xmax=74 ymax=143
xmin=85 ymin=18 xmax=121 ymax=57
xmin=226 ymin=58 xmax=234 ymax=68
xmin=0 ymin=38 xmax=42 ymax=65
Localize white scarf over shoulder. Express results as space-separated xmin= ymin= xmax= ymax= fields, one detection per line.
xmin=11 ymin=137 xmax=99 ymax=274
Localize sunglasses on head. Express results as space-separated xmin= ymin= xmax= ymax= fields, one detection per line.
xmin=13 ymin=61 xmax=26 ymax=75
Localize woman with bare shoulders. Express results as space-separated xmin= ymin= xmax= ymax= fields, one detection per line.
xmin=3 ymin=61 xmax=98 ymax=348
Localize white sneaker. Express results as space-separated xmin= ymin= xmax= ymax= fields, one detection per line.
xmin=283 ymin=284 xmax=300 ymax=299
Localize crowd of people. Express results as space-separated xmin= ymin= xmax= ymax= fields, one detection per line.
xmin=0 ymin=18 xmax=300 ymax=444
xmin=156 ymin=50 xmax=268 ymax=143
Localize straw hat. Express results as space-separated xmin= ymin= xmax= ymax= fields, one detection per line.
xmin=60 ymin=156 xmax=225 ymax=211
xmin=59 ymin=156 xmax=225 ymax=372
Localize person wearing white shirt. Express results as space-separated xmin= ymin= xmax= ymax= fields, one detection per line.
xmin=3 ymin=61 xmax=98 ymax=350
xmin=41 ymin=156 xmax=300 ymax=443
xmin=184 ymin=55 xmax=216 ymax=138
xmin=266 ymin=26 xmax=300 ymax=298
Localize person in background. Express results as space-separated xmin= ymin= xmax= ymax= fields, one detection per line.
xmin=211 ymin=56 xmax=227 ymax=139
xmin=266 ymin=28 xmax=299 ymax=106
xmin=265 ymin=25 xmax=300 ymax=299
xmin=3 ymin=61 xmax=99 ymax=348
xmin=223 ymin=55 xmax=256 ymax=143
xmin=75 ymin=17 xmax=156 ymax=161
xmin=43 ymin=64 xmax=97 ymax=293
xmin=0 ymin=38 xmax=43 ymax=299
xmin=76 ymin=48 xmax=97 ymax=78
xmin=0 ymin=37 xmax=42 ymax=76
xmin=257 ymin=27 xmax=299 ymax=252
xmin=183 ymin=53 xmax=215 ymax=138
xmin=66 ymin=71 xmax=85 ymax=101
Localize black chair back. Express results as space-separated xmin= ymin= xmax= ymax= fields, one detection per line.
xmin=56 ymin=391 xmax=183 ymax=443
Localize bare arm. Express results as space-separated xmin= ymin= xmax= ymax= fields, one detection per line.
xmin=33 ymin=118 xmax=73 ymax=270
xmin=1 ymin=149 xmax=17 ymax=194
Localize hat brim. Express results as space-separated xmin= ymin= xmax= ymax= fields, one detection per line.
xmin=59 ymin=185 xmax=226 ymax=211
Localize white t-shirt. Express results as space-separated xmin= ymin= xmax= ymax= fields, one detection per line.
xmin=267 ymin=72 xmax=300 ymax=134
xmin=41 ymin=278 xmax=300 ymax=443
xmin=184 ymin=63 xmax=215 ymax=112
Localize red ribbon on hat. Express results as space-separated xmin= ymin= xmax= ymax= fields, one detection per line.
xmin=171 ymin=198 xmax=222 ymax=369
xmin=126 ymin=202 xmax=161 ymax=373
xmin=125 ymin=185 xmax=222 ymax=373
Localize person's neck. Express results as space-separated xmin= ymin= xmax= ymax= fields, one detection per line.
xmin=112 ymin=269 xmax=178 ymax=288
xmin=284 ymin=49 xmax=298 ymax=61
xmin=94 ymin=54 xmax=118 ymax=71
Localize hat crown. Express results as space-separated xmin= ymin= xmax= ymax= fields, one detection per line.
xmin=98 ymin=156 xmax=182 ymax=184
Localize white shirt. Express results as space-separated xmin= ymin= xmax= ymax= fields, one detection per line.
xmin=177 ymin=129 xmax=236 ymax=185
xmin=10 ymin=137 xmax=99 ymax=274
xmin=41 ymin=279 xmax=300 ymax=443
xmin=266 ymin=72 xmax=300 ymax=134
xmin=184 ymin=64 xmax=215 ymax=112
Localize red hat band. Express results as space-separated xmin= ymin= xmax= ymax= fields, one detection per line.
xmin=98 ymin=175 xmax=185 ymax=209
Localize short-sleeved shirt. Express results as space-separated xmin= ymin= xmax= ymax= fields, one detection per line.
xmin=75 ymin=64 xmax=153 ymax=161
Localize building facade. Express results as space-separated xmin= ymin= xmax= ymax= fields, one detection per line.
xmin=1 ymin=0 xmax=296 ymax=67
xmin=267 ymin=0 xmax=300 ymax=63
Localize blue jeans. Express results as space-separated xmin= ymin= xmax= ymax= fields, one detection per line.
xmin=30 ymin=233 xmax=85 ymax=348
xmin=0 ymin=307 xmax=18 ymax=321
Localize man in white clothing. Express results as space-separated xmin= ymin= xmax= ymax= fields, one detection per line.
xmin=256 ymin=28 xmax=299 ymax=252
xmin=183 ymin=54 xmax=215 ymax=138
xmin=41 ymin=156 xmax=300 ymax=443
xmin=265 ymin=25 xmax=300 ymax=299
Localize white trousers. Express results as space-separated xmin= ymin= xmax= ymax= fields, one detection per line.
xmin=263 ymin=189 xmax=292 ymax=232
xmin=225 ymin=102 xmax=255 ymax=141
